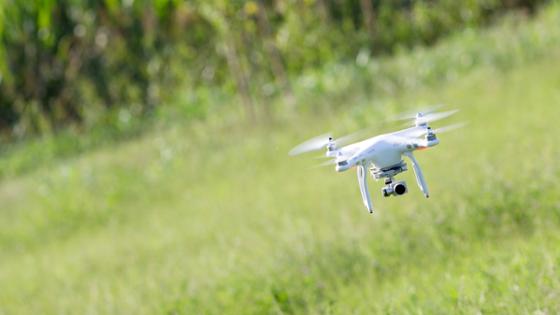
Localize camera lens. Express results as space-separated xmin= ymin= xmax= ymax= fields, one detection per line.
xmin=394 ymin=183 xmax=407 ymax=195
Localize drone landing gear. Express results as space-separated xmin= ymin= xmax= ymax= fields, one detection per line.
xmin=356 ymin=164 xmax=374 ymax=213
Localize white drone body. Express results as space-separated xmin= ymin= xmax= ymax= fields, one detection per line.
xmin=290 ymin=109 xmax=462 ymax=214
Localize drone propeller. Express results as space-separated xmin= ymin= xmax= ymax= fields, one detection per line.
xmin=309 ymin=158 xmax=338 ymax=169
xmin=432 ymin=122 xmax=467 ymax=133
xmin=289 ymin=130 xmax=367 ymax=156
xmin=400 ymin=122 xmax=467 ymax=138
xmin=414 ymin=109 xmax=459 ymax=126
xmin=288 ymin=133 xmax=332 ymax=156
xmin=390 ymin=104 xmax=444 ymax=121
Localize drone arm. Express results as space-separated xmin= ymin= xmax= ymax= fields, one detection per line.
xmin=404 ymin=133 xmax=439 ymax=149
xmin=404 ymin=151 xmax=429 ymax=198
xmin=357 ymin=164 xmax=374 ymax=213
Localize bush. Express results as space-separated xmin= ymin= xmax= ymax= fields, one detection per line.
xmin=0 ymin=0 xmax=549 ymax=138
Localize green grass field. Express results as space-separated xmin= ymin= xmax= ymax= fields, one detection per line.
xmin=2 ymin=6 xmax=560 ymax=315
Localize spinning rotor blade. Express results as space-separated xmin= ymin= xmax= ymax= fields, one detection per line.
xmin=309 ymin=159 xmax=337 ymax=169
xmin=289 ymin=129 xmax=368 ymax=156
xmin=399 ymin=127 xmax=428 ymax=138
xmin=334 ymin=129 xmax=371 ymax=147
xmin=390 ymin=104 xmax=444 ymax=121
xmin=289 ymin=133 xmax=332 ymax=156
xmin=432 ymin=122 xmax=467 ymax=134
xmin=415 ymin=109 xmax=459 ymax=125
xmin=399 ymin=122 xmax=467 ymax=138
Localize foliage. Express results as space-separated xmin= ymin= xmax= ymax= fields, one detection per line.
xmin=0 ymin=0 xmax=550 ymax=138
xmin=0 ymin=0 xmax=216 ymax=136
xmin=1 ymin=1 xmax=559 ymax=180
xmin=290 ymin=1 xmax=560 ymax=114
xmin=2 ymin=2 xmax=560 ymax=314
xmin=1 ymin=22 xmax=560 ymax=313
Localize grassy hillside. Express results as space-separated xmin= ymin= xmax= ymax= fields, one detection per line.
xmin=2 ymin=7 xmax=560 ymax=315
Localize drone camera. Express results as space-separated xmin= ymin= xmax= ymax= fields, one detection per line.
xmin=382 ymin=181 xmax=408 ymax=197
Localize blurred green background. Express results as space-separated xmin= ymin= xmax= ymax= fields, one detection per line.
xmin=1 ymin=0 xmax=560 ymax=314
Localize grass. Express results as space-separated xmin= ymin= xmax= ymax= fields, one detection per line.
xmin=2 ymin=4 xmax=560 ymax=315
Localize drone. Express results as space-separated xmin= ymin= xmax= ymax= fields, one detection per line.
xmin=289 ymin=108 xmax=463 ymax=213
